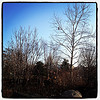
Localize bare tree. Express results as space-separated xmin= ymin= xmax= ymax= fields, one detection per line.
xmin=42 ymin=40 xmax=60 ymax=67
xmin=42 ymin=40 xmax=60 ymax=79
xmin=28 ymin=28 xmax=43 ymax=65
xmin=78 ymin=44 xmax=96 ymax=87
xmin=79 ymin=45 xmax=96 ymax=68
xmin=52 ymin=3 xmax=94 ymax=82
xmin=3 ymin=26 xmax=43 ymax=82
xmin=41 ymin=40 xmax=48 ymax=64
xmin=49 ymin=41 xmax=61 ymax=66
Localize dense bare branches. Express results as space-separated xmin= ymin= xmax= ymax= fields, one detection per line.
xmin=3 ymin=27 xmax=43 ymax=80
xmin=42 ymin=40 xmax=60 ymax=67
xmin=79 ymin=45 xmax=96 ymax=68
xmin=78 ymin=44 xmax=96 ymax=87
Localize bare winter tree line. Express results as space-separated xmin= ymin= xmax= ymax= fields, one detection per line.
xmin=3 ymin=26 xmax=60 ymax=83
xmin=3 ymin=3 xmax=96 ymax=98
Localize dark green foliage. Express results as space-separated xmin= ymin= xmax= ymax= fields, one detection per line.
xmin=61 ymin=59 xmax=69 ymax=71
xmin=33 ymin=61 xmax=47 ymax=76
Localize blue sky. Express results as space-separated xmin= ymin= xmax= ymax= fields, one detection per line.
xmin=3 ymin=3 xmax=96 ymax=48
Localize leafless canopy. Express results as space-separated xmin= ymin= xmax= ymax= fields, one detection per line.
xmin=79 ymin=44 xmax=96 ymax=68
xmin=3 ymin=27 xmax=43 ymax=79
xmin=52 ymin=3 xmax=95 ymax=68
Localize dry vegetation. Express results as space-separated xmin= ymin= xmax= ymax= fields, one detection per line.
xmin=2 ymin=3 xmax=97 ymax=98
